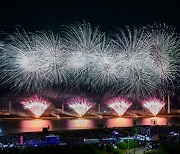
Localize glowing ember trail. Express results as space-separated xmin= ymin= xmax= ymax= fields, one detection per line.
xmin=68 ymin=97 xmax=94 ymax=117
xmin=106 ymin=97 xmax=132 ymax=116
xmin=142 ymin=98 xmax=165 ymax=116
xmin=21 ymin=96 xmax=51 ymax=118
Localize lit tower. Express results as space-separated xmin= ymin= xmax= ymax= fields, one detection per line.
xmin=168 ymin=93 xmax=171 ymax=114
xmin=9 ymin=101 xmax=12 ymax=114
xmin=162 ymin=95 xmax=165 ymax=110
xmin=98 ymin=104 xmax=101 ymax=113
xmin=62 ymin=103 xmax=64 ymax=111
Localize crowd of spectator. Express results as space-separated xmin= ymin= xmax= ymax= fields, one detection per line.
xmin=0 ymin=125 xmax=180 ymax=153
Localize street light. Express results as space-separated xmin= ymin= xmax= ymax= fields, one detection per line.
xmin=134 ymin=136 xmax=136 ymax=154
xmin=128 ymin=132 xmax=129 ymax=149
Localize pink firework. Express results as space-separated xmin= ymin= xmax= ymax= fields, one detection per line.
xmin=68 ymin=97 xmax=94 ymax=117
xmin=21 ymin=96 xmax=51 ymax=118
xmin=142 ymin=98 xmax=165 ymax=116
xmin=106 ymin=97 xmax=132 ymax=116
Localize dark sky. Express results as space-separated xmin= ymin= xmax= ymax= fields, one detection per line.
xmin=0 ymin=0 xmax=180 ymax=107
xmin=0 ymin=0 xmax=180 ymax=33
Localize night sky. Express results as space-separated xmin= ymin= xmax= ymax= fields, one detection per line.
xmin=1 ymin=0 xmax=180 ymax=33
xmin=0 ymin=0 xmax=180 ymax=107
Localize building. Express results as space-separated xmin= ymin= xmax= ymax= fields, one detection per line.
xmin=27 ymin=134 xmax=60 ymax=146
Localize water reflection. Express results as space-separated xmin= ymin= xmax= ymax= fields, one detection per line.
xmin=141 ymin=117 xmax=168 ymax=125
xmin=20 ymin=119 xmax=52 ymax=132
xmin=105 ymin=118 xmax=133 ymax=127
xmin=0 ymin=117 xmax=172 ymax=134
xmin=67 ymin=118 xmax=95 ymax=129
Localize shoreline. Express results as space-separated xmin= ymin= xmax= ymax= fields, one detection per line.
xmin=1 ymin=115 xmax=180 ymax=134
xmin=1 ymin=114 xmax=180 ymax=120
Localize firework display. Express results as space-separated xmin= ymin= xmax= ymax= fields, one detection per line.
xmin=148 ymin=25 xmax=180 ymax=81
xmin=142 ymin=98 xmax=165 ymax=116
xmin=68 ymin=97 xmax=94 ymax=117
xmin=63 ymin=23 xmax=120 ymax=90
xmin=106 ymin=97 xmax=132 ymax=116
xmin=0 ymin=23 xmax=180 ymax=98
xmin=113 ymin=27 xmax=159 ymax=97
xmin=21 ymin=96 xmax=51 ymax=118
xmin=0 ymin=31 xmax=67 ymax=92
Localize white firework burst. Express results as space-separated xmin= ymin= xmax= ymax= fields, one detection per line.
xmin=0 ymin=41 xmax=6 ymax=69
xmin=64 ymin=23 xmax=122 ymax=91
xmin=0 ymin=31 xmax=67 ymax=92
xmin=113 ymin=27 xmax=158 ymax=97
xmin=147 ymin=24 xmax=180 ymax=87
xmin=33 ymin=31 xmax=67 ymax=85
xmin=88 ymin=51 xmax=121 ymax=91
xmin=63 ymin=23 xmax=107 ymax=86
xmin=64 ymin=23 xmax=105 ymax=69
xmin=0 ymin=23 xmax=180 ymax=98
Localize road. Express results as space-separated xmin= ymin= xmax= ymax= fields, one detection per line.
xmin=126 ymin=147 xmax=147 ymax=154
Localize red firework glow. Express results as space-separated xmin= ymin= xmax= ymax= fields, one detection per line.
xmin=21 ymin=96 xmax=51 ymax=118
xmin=142 ymin=98 xmax=165 ymax=116
xmin=106 ymin=97 xmax=132 ymax=116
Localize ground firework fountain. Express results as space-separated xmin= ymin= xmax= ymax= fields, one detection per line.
xmin=106 ymin=97 xmax=132 ymax=117
xmin=21 ymin=95 xmax=51 ymax=118
xmin=142 ymin=97 xmax=165 ymax=116
xmin=67 ymin=97 xmax=94 ymax=117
